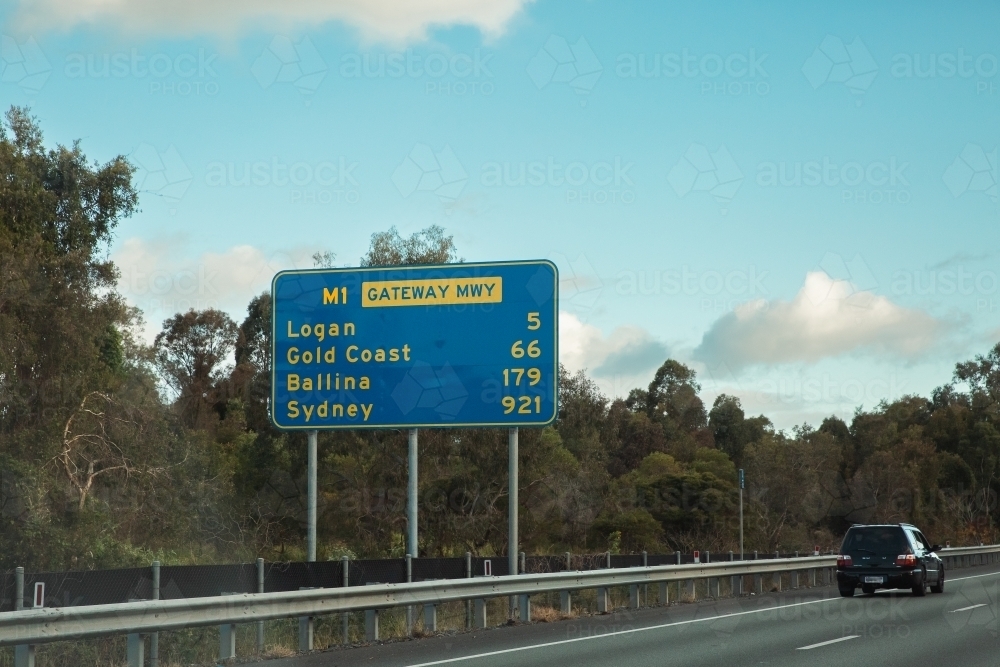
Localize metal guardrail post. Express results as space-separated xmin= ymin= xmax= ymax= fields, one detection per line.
xmin=559 ymin=552 xmax=571 ymax=615
xmin=127 ymin=632 xmax=145 ymax=667
xmin=465 ymin=552 xmax=472 ymax=630
xmin=754 ymin=573 xmax=763 ymax=595
xmin=809 ymin=568 xmax=816 ymax=587
xmin=365 ymin=609 xmax=379 ymax=641
xmin=424 ymin=602 xmax=437 ymax=632
xmin=342 ymin=556 xmax=350 ymax=645
xmin=729 ymin=551 xmax=740 ymax=597
xmin=684 ymin=578 xmax=695 ymax=601
xmin=405 ymin=554 xmax=413 ymax=637
xmin=473 ymin=598 xmax=487 ymax=628
xmin=220 ymin=593 xmax=237 ymax=661
xmin=364 ymin=580 xmax=380 ymax=643
xmin=792 ymin=553 xmax=799 ymax=589
xmin=256 ymin=558 xmax=265 ymax=654
xmin=674 ymin=551 xmax=681 ymax=603
xmin=517 ymin=552 xmax=527 ymax=622
xmin=15 ymin=567 xmax=35 ymax=667
xmin=642 ymin=551 xmax=648 ymax=606
xmin=659 ymin=581 xmax=669 ymax=605
xmin=597 ymin=587 xmax=609 ymax=613
xmin=297 ymin=588 xmax=314 ymax=652
xmin=629 ymin=584 xmax=640 ymax=608
xmin=151 ymin=561 xmax=160 ymax=667
xmin=597 ymin=551 xmax=611 ymax=613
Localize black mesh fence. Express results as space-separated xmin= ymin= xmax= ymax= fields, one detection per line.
xmin=263 ymin=561 xmax=343 ymax=592
xmin=0 ymin=550 xmax=833 ymax=613
xmin=10 ymin=567 xmax=152 ymax=610
xmin=412 ymin=558 xmax=466 ymax=581
xmin=348 ymin=559 xmax=407 ymax=586
xmin=610 ymin=554 xmax=644 ymax=568
xmin=159 ymin=564 xmax=256 ymax=600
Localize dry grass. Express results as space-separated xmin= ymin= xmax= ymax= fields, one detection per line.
xmin=531 ymin=605 xmax=575 ymax=622
xmin=261 ymin=644 xmax=296 ymax=659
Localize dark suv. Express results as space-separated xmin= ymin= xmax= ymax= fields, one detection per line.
xmin=836 ymin=523 xmax=944 ymax=597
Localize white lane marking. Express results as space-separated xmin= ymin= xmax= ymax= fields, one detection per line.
xmin=796 ymin=635 xmax=859 ymax=650
xmin=950 ymin=603 xmax=988 ymax=613
xmin=406 ymin=598 xmax=836 ymax=666
xmin=404 ymin=568 xmax=1000 ymax=667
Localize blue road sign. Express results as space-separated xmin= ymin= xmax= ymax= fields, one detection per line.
xmin=271 ymin=260 xmax=559 ymax=430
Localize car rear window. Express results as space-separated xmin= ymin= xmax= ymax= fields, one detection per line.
xmin=841 ymin=527 xmax=909 ymax=554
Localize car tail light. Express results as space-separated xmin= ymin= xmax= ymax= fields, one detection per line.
xmin=895 ymin=554 xmax=917 ymax=567
xmin=837 ymin=555 xmax=852 ymax=567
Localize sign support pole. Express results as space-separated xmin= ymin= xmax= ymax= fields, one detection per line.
xmin=308 ymin=430 xmax=318 ymax=562
xmin=509 ymin=427 xmax=518 ymax=573
xmin=508 ymin=427 xmax=519 ymax=618
xmin=408 ymin=428 xmax=419 ymax=558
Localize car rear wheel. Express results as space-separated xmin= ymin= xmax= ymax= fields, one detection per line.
xmin=912 ymin=568 xmax=927 ymax=596
xmin=931 ymin=568 xmax=945 ymax=594
xmin=839 ymin=586 xmax=855 ymax=597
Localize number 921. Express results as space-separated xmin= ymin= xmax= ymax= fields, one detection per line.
xmin=502 ymin=395 xmax=543 ymax=414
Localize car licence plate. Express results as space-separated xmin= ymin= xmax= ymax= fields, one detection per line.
xmin=864 ymin=576 xmax=884 ymax=584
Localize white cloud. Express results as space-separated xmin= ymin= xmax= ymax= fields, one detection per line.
xmin=560 ymin=311 xmax=667 ymax=390
xmin=114 ymin=237 xmax=312 ymax=342
xmin=694 ymin=271 xmax=944 ymax=370
xmin=10 ymin=0 xmax=532 ymax=43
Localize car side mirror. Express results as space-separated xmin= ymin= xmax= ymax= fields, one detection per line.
xmin=931 ymin=545 xmax=943 ymax=552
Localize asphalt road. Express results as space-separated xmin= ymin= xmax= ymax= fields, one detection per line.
xmin=263 ymin=563 xmax=1000 ymax=667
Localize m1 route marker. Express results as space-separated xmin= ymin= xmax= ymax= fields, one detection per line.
xmin=271 ymin=260 xmax=559 ymax=573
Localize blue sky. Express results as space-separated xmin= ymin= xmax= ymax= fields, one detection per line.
xmin=3 ymin=0 xmax=998 ymax=428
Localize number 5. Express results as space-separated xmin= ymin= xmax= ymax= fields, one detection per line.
xmin=527 ymin=312 xmax=540 ymax=330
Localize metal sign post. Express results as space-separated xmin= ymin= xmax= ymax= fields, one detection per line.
xmin=508 ymin=427 xmax=518 ymax=616
xmin=408 ymin=428 xmax=418 ymax=558
xmin=308 ymin=430 xmax=318 ymax=562
xmin=271 ymin=261 xmax=559 ymax=570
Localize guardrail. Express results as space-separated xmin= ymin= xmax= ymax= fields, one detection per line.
xmin=1 ymin=546 xmax=998 ymax=666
